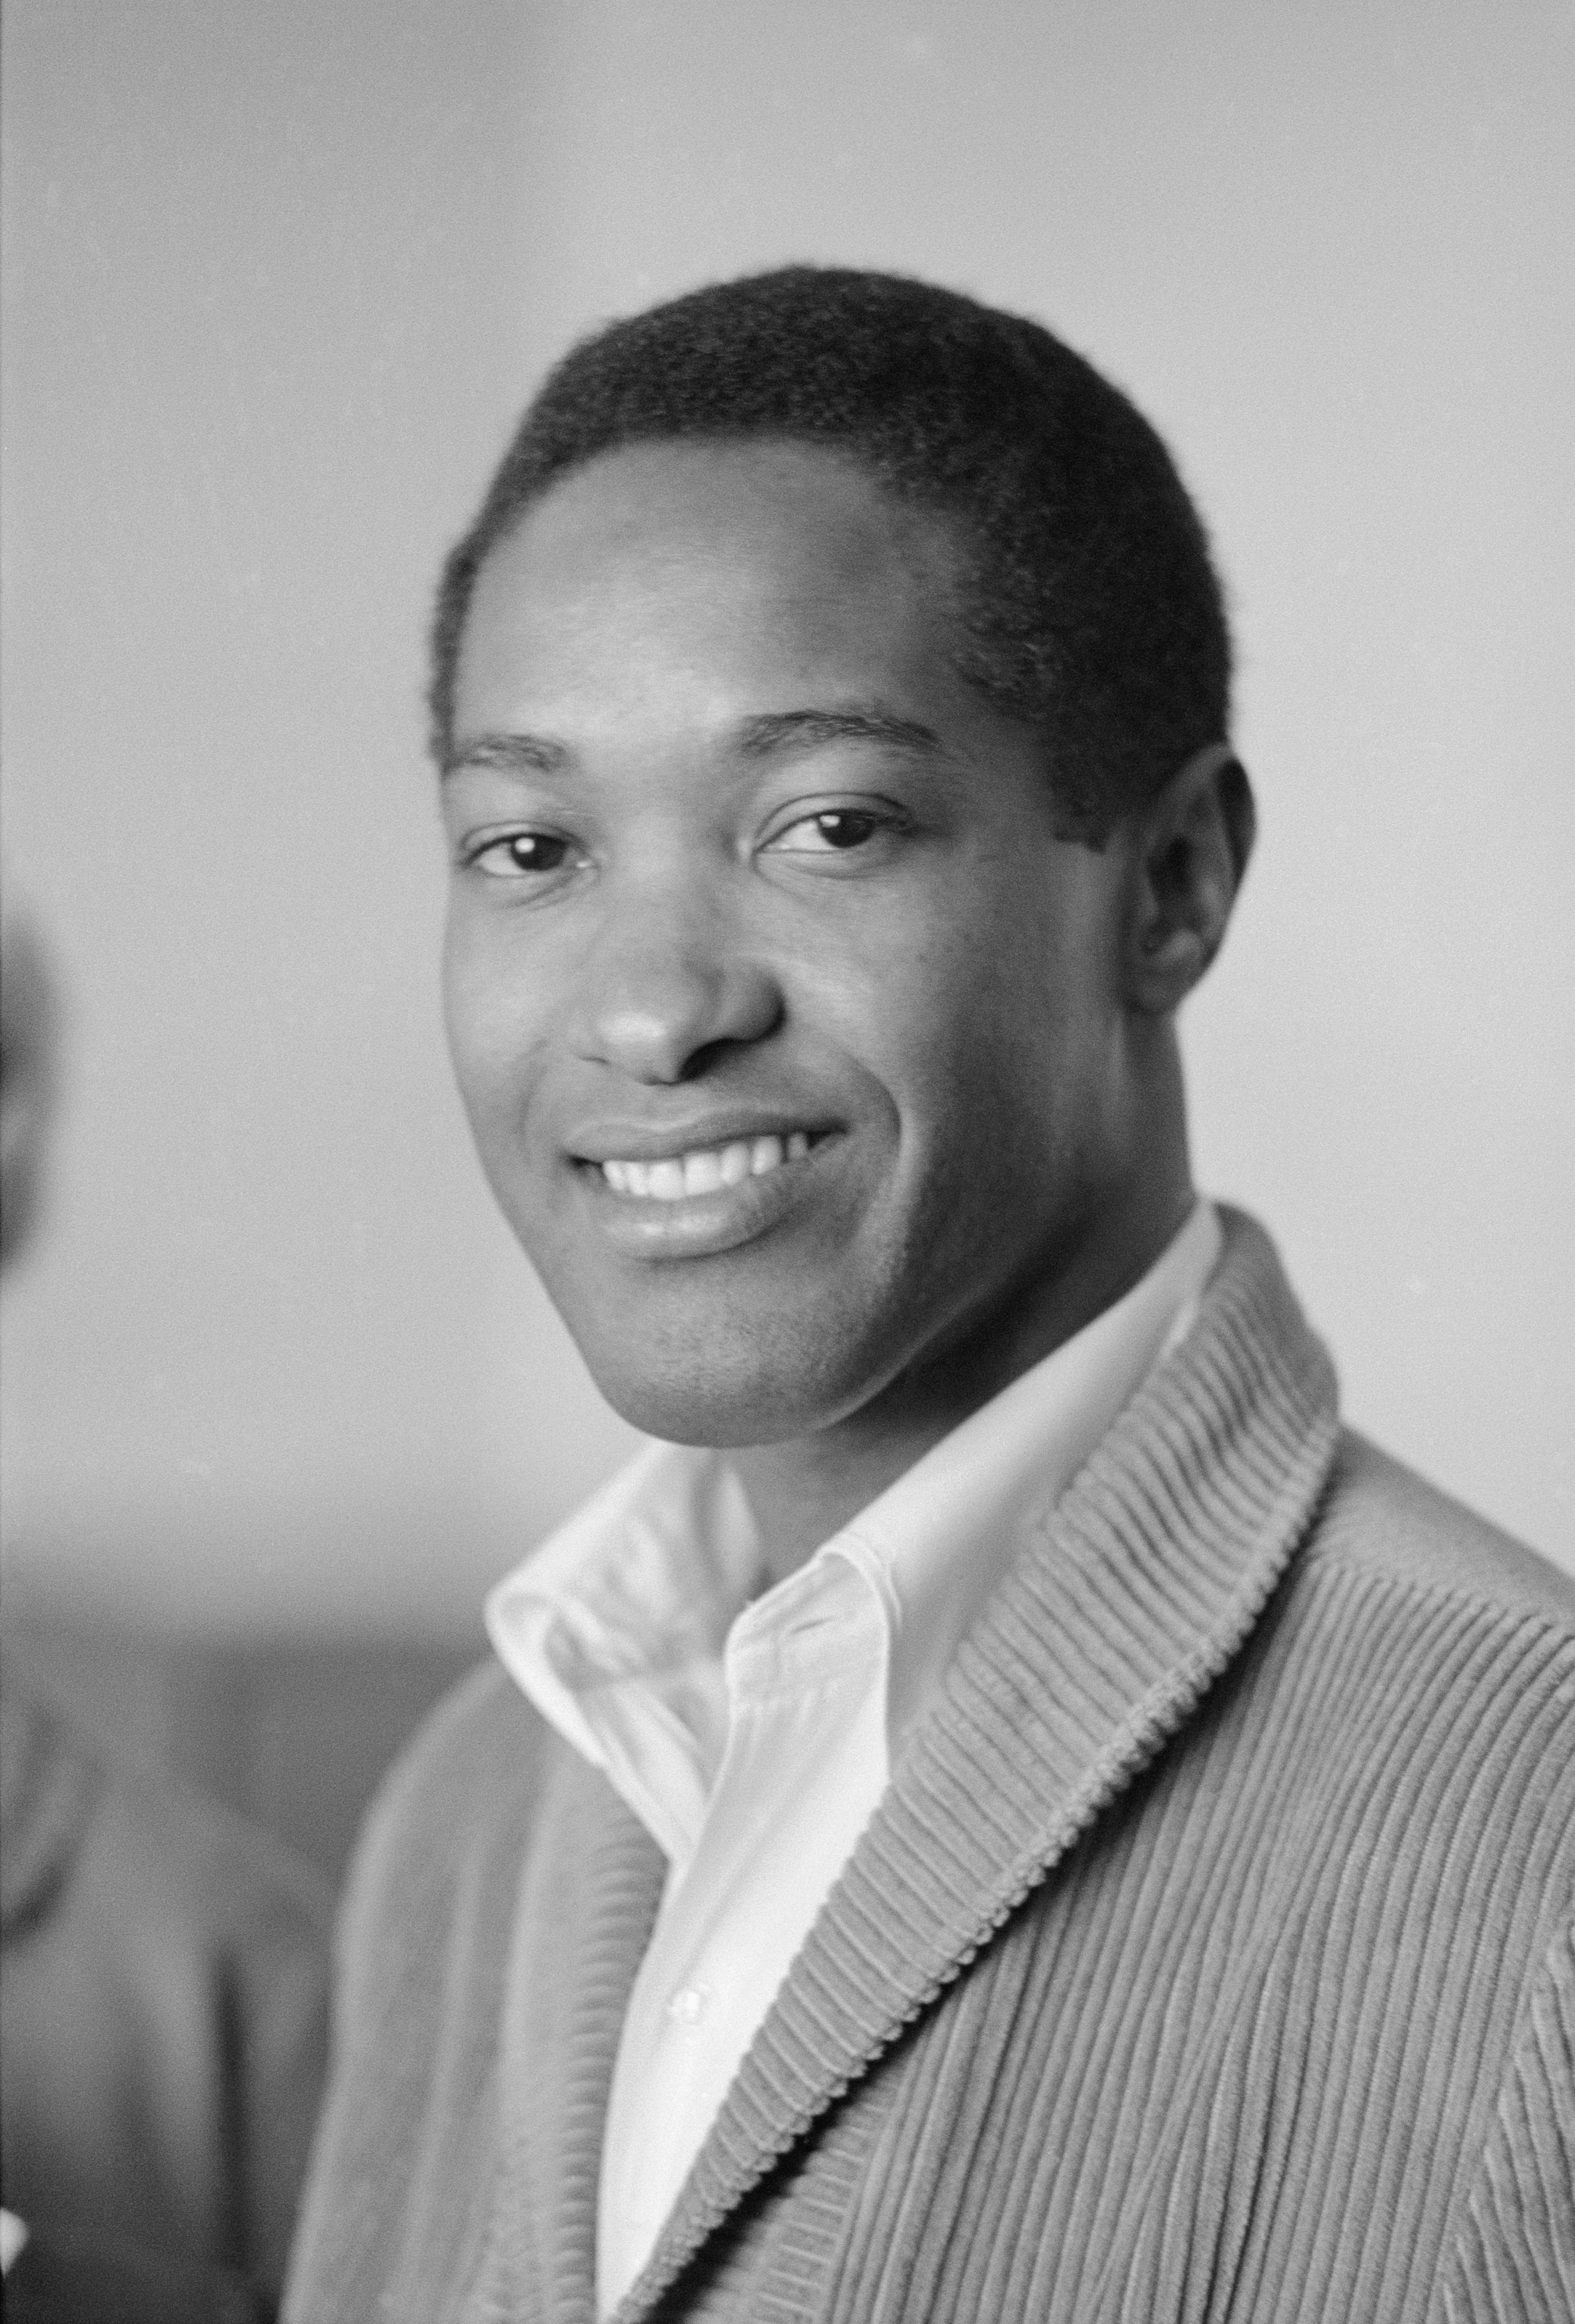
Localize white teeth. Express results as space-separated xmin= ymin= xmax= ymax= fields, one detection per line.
xmin=598 ymin=1133 xmax=817 ymax=1200
xmin=682 ymin=1148 xmax=725 ymax=1196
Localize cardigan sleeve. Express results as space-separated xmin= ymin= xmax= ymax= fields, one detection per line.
xmin=1436 ymin=1912 xmax=1575 ymax=2323
xmin=282 ymin=1664 xmax=552 ymax=2324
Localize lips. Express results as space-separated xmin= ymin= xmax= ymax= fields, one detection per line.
xmin=568 ymin=1122 xmax=839 ymax=1259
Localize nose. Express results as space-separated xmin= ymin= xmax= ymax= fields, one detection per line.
xmin=573 ymin=889 xmax=783 ymax=1085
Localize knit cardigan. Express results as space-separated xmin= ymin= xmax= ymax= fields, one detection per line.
xmin=285 ymin=1213 xmax=1575 ymax=2324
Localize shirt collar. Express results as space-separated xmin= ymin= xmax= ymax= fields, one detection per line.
xmin=488 ymin=1200 xmax=1221 ymax=1782
xmin=487 ymin=1443 xmax=763 ymax=1851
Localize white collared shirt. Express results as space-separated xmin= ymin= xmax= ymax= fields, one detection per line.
xmin=487 ymin=1200 xmax=1222 ymax=2315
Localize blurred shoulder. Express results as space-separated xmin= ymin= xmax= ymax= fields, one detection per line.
xmin=111 ymin=1759 xmax=334 ymax=1946
xmin=1 ymin=1667 xmax=332 ymax=1953
xmin=1305 ymin=1429 xmax=1575 ymax=1632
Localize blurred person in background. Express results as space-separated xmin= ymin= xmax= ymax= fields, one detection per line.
xmin=0 ymin=897 xmax=332 ymax=2323
xmin=287 ymin=270 xmax=1574 ymax=2324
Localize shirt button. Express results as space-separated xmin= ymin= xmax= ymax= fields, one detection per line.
xmin=668 ymin=1984 xmax=710 ymax=2026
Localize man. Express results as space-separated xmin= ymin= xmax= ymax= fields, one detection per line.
xmin=286 ymin=270 xmax=1575 ymax=2323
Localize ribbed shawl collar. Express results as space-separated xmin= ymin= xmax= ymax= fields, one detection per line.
xmin=497 ymin=1209 xmax=1340 ymax=2323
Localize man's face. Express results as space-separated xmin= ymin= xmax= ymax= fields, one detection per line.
xmin=443 ymin=440 xmax=1137 ymax=1446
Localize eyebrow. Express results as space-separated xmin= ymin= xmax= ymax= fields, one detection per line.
xmin=443 ymin=705 xmax=945 ymax=782
xmin=442 ymin=732 xmax=569 ymax=781
xmin=736 ymin=708 xmax=944 ymax=759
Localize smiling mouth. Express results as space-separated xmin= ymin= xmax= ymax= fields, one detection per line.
xmin=593 ymin=1131 xmax=818 ymax=1201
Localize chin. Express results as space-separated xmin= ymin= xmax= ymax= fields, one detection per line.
xmin=584 ymin=1356 xmax=819 ymax=1449
xmin=574 ymin=1314 xmax=878 ymax=1450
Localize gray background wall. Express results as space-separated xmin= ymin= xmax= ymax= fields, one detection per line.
xmin=4 ymin=0 xmax=1572 ymax=1660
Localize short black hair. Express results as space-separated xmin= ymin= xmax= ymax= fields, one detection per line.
xmin=430 ymin=266 xmax=1231 ymax=838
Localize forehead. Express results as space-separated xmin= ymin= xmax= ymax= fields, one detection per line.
xmin=452 ymin=440 xmax=970 ymax=746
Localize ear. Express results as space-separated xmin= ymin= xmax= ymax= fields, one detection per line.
xmin=1123 ymin=744 xmax=1255 ymax=1014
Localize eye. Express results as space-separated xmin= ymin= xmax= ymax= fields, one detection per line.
xmin=763 ymin=808 xmax=888 ymax=856
xmin=465 ymin=830 xmax=575 ymax=879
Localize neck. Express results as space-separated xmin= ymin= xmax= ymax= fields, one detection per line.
xmin=730 ymin=1137 xmax=1196 ymax=1587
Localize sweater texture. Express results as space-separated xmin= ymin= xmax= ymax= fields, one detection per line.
xmin=285 ymin=1212 xmax=1575 ymax=2323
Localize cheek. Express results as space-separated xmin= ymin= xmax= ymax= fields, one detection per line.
xmin=442 ymin=920 xmax=545 ymax=1140
xmin=440 ymin=940 xmax=495 ymax=1114
xmin=884 ymin=922 xmax=1118 ymax=1196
